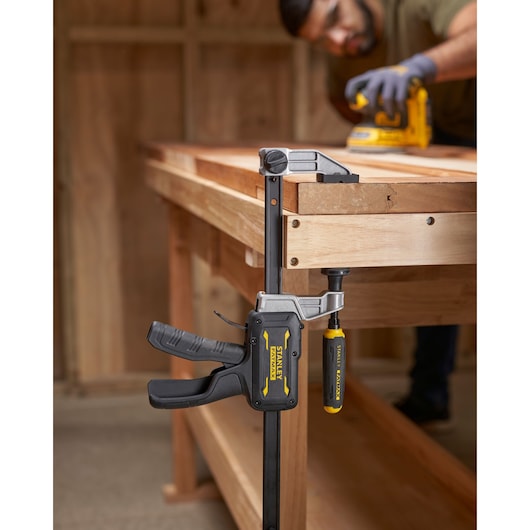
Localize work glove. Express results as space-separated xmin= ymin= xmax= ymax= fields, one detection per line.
xmin=344 ymin=53 xmax=436 ymax=119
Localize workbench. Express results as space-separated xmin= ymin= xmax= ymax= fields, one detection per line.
xmin=143 ymin=142 xmax=477 ymax=529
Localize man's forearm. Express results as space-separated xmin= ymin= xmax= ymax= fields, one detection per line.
xmin=424 ymin=27 xmax=477 ymax=82
xmin=424 ymin=1 xmax=477 ymax=83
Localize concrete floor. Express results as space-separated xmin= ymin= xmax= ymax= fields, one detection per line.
xmin=54 ymin=390 xmax=238 ymax=530
xmin=53 ymin=363 xmax=476 ymax=529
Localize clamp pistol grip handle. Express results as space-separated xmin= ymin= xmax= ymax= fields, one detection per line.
xmin=148 ymin=368 xmax=245 ymax=409
xmin=148 ymin=321 xmax=245 ymax=366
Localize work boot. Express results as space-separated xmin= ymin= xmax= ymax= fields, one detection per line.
xmin=394 ymin=393 xmax=453 ymax=432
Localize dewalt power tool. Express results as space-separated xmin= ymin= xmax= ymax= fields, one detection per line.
xmin=146 ymin=148 xmax=359 ymax=530
xmin=346 ymin=78 xmax=432 ymax=152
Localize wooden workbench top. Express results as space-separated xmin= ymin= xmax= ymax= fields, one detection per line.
xmin=143 ymin=142 xmax=476 ymax=215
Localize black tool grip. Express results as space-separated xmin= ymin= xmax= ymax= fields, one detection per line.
xmin=323 ymin=329 xmax=346 ymax=413
xmin=147 ymin=321 xmax=245 ymax=366
xmin=148 ymin=371 xmax=244 ymax=409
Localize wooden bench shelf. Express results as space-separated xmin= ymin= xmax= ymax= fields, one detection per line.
xmin=187 ymin=382 xmax=474 ymax=530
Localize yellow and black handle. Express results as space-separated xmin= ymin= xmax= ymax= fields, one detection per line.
xmin=322 ymin=268 xmax=350 ymax=413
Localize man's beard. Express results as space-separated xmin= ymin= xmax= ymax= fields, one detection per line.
xmin=346 ymin=0 xmax=377 ymax=56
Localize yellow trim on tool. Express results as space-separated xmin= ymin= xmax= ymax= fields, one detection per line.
xmin=263 ymin=330 xmax=269 ymax=349
xmin=324 ymin=405 xmax=343 ymax=414
xmin=262 ymin=377 xmax=269 ymax=397
xmin=324 ymin=328 xmax=345 ymax=339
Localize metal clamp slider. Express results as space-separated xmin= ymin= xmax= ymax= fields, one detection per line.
xmin=255 ymin=291 xmax=344 ymax=321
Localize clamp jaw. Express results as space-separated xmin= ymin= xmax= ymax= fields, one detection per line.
xmin=259 ymin=147 xmax=358 ymax=183
xmin=147 ymin=290 xmax=344 ymax=411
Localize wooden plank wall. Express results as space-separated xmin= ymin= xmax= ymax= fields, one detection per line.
xmin=54 ymin=0 xmax=351 ymax=389
xmin=54 ymin=0 xmax=474 ymax=389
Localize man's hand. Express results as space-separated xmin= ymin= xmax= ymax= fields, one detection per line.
xmin=344 ymin=53 xmax=436 ymax=118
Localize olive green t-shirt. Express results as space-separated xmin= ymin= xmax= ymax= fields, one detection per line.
xmin=326 ymin=0 xmax=476 ymax=145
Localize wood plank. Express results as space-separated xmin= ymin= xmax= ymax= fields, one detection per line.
xmin=208 ymin=240 xmax=476 ymax=329
xmin=309 ymin=265 xmax=476 ymax=329
xmin=206 ymin=232 xmax=476 ymax=329
xmin=167 ymin=206 xmax=198 ymax=497
xmin=144 ymin=143 xmax=476 ymax=214
xmin=197 ymin=0 xmax=287 ymax=27
xmin=194 ymin=44 xmax=293 ymax=143
xmin=67 ymin=0 xmax=181 ymax=25
xmin=307 ymin=384 xmax=475 ymax=529
xmin=69 ymin=26 xmax=187 ymax=43
xmin=70 ymin=44 xmax=128 ymax=379
xmin=123 ymin=44 xmax=182 ymax=373
xmin=144 ymin=143 xmax=477 ymax=182
xmin=173 ymin=213 xmax=262 ymax=307
xmin=183 ymin=0 xmax=199 ymax=141
xmin=284 ymin=212 xmax=476 ymax=268
xmin=297 ymin=181 xmax=476 ymax=214
xmin=145 ymin=159 xmax=265 ymax=252
xmin=305 ymin=52 xmax=353 ymax=143
xmin=54 ymin=0 xmax=75 ymax=383
xmin=242 ymin=257 xmax=475 ymax=328
xmin=216 ymin=232 xmax=264 ymax=305
xmin=187 ymin=397 xmax=263 ymax=530
xmin=324 ymin=144 xmax=477 ymax=176
xmin=281 ymin=270 xmax=311 ymax=530
xmin=292 ymin=40 xmax=310 ymax=141
xmin=344 ymin=374 xmax=476 ymax=512
xmin=69 ymin=26 xmax=291 ymax=44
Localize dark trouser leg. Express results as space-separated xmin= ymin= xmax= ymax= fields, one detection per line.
xmin=410 ymin=325 xmax=459 ymax=410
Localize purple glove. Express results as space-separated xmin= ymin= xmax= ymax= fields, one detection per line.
xmin=344 ymin=53 xmax=437 ymax=118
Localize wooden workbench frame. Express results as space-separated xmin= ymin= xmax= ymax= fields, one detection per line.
xmin=145 ymin=145 xmax=477 ymax=529
xmin=158 ymin=205 xmax=475 ymax=529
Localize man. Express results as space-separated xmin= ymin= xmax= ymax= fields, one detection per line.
xmin=278 ymin=0 xmax=477 ymax=428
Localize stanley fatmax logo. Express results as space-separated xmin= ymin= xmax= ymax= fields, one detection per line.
xmin=262 ymin=328 xmax=290 ymax=397
xmin=335 ymin=343 xmax=343 ymax=401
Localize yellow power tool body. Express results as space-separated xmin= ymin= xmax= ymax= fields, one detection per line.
xmin=347 ymin=80 xmax=432 ymax=152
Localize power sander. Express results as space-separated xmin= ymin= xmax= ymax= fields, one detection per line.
xmin=346 ymin=78 xmax=432 ymax=152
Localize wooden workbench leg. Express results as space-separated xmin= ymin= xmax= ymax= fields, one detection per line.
xmin=162 ymin=204 xmax=219 ymax=503
xmin=280 ymin=270 xmax=309 ymax=529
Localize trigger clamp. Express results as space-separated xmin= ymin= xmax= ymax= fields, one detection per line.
xmin=148 ymin=289 xmax=343 ymax=411
xmin=147 ymin=307 xmax=304 ymax=412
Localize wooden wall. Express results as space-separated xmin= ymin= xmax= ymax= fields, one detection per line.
xmin=54 ymin=0 xmax=474 ymax=390
xmin=54 ymin=0 xmax=351 ymax=390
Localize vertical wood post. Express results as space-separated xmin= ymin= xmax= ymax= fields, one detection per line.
xmin=292 ymin=41 xmax=310 ymax=142
xmin=279 ymin=269 xmax=309 ymax=529
xmin=183 ymin=0 xmax=199 ymax=142
xmin=54 ymin=0 xmax=78 ymax=387
xmin=163 ymin=204 xmax=198 ymax=500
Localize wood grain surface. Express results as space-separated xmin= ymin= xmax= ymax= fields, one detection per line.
xmin=143 ymin=142 xmax=477 ymax=215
